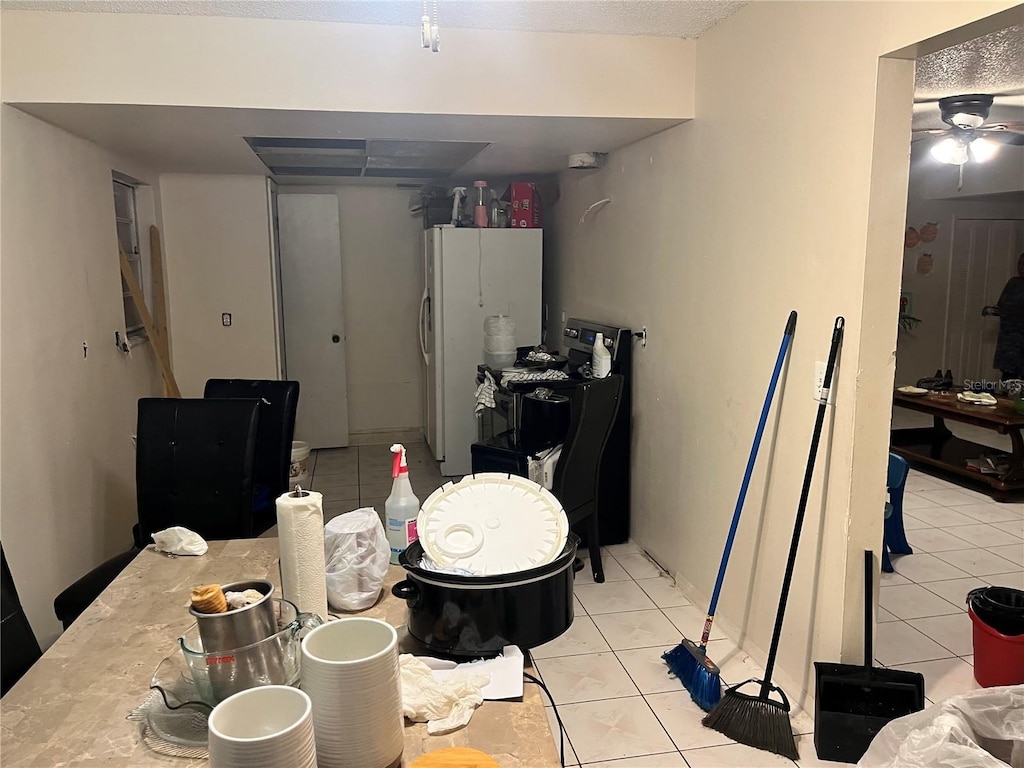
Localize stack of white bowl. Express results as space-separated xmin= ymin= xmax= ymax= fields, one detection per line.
xmin=207 ymin=686 xmax=316 ymax=768
xmin=483 ymin=315 xmax=517 ymax=369
xmin=300 ymin=618 xmax=405 ymax=768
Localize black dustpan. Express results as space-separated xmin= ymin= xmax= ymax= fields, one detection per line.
xmin=813 ymin=550 xmax=925 ymax=764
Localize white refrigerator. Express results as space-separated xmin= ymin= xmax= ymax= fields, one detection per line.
xmin=420 ymin=227 xmax=543 ymax=476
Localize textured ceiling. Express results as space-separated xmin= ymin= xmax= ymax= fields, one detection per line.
xmin=912 ymin=24 xmax=1024 ymax=130
xmin=0 ymin=0 xmax=747 ymax=37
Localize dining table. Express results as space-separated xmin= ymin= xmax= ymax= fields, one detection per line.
xmin=0 ymin=538 xmax=561 ymax=767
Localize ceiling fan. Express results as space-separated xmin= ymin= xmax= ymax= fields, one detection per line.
xmin=913 ymin=93 xmax=1024 ymax=165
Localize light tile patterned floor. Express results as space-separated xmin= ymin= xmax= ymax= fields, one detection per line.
xmin=303 ymin=443 xmax=1022 ymax=767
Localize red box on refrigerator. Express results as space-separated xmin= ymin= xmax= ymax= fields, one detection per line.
xmin=504 ymin=182 xmax=543 ymax=228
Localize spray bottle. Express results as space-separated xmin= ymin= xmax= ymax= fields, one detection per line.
xmin=385 ymin=444 xmax=420 ymax=564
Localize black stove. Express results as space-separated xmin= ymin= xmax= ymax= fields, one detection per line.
xmin=472 ymin=318 xmax=633 ymax=545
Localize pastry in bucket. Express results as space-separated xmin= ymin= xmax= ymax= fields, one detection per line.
xmin=190 ymin=584 xmax=227 ymax=614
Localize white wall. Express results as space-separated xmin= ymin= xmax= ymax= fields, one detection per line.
xmin=897 ymin=150 xmax=1024 ymax=385
xmin=0 ymin=105 xmax=163 ymax=647
xmin=159 ymin=174 xmax=278 ymax=397
xmin=547 ymin=0 xmax=1018 ymax=701
xmin=1 ymin=11 xmax=695 ymax=121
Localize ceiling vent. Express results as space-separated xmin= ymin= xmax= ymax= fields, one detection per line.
xmin=245 ymin=137 xmax=487 ymax=181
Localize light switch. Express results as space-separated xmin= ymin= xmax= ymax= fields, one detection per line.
xmin=222 ymin=313 xmax=232 ymax=327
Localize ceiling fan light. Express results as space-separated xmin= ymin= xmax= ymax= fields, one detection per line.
xmin=950 ymin=112 xmax=986 ymax=129
xmin=931 ymin=137 xmax=968 ymax=165
xmin=969 ymin=137 xmax=999 ymax=162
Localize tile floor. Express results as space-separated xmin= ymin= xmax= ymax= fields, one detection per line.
xmin=303 ymin=441 xmax=1023 ymax=767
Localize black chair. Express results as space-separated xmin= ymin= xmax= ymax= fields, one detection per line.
xmin=203 ymin=379 xmax=299 ymax=535
xmin=54 ymin=398 xmax=261 ymax=629
xmin=2 ymin=545 xmax=42 ymax=696
xmin=550 ymin=375 xmax=624 ymax=584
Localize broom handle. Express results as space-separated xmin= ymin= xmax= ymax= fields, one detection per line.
xmin=761 ymin=317 xmax=844 ymax=695
xmin=700 ymin=310 xmax=797 ymax=648
xmin=864 ymin=549 xmax=873 ymax=672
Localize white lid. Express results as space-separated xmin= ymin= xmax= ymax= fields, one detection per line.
xmin=417 ymin=473 xmax=569 ymax=576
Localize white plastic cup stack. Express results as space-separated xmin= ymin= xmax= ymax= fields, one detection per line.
xmin=207 ymin=686 xmax=316 ymax=768
xmin=483 ymin=315 xmax=517 ymax=369
xmin=300 ymin=618 xmax=404 ymax=768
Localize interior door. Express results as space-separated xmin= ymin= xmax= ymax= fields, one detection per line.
xmin=277 ymin=194 xmax=350 ymax=448
xmin=945 ymin=218 xmax=1024 ymax=384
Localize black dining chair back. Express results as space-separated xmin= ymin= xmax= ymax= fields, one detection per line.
xmin=203 ymin=379 xmax=300 ymax=534
xmin=551 ymin=374 xmax=624 ymax=584
xmin=2 ymin=545 xmax=42 ymax=696
xmin=135 ymin=398 xmax=261 ymax=547
xmin=54 ymin=398 xmax=262 ymax=631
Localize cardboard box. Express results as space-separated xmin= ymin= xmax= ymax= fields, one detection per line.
xmin=503 ymin=182 xmax=543 ymax=229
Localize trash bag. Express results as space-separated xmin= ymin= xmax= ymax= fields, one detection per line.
xmin=858 ymin=685 xmax=1024 ymax=768
xmin=324 ymin=509 xmax=390 ymax=611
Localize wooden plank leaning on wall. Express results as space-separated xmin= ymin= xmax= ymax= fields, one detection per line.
xmin=118 ymin=227 xmax=180 ymax=398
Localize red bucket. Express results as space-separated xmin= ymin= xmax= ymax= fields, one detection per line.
xmin=969 ymin=606 xmax=1024 ymax=687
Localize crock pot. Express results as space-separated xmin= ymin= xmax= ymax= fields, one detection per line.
xmin=392 ymin=534 xmax=579 ymax=657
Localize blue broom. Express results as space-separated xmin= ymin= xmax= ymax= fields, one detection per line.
xmin=663 ymin=310 xmax=796 ymax=711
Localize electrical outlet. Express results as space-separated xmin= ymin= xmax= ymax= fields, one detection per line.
xmin=222 ymin=313 xmax=232 ymax=327
xmin=814 ymin=360 xmax=826 ymax=401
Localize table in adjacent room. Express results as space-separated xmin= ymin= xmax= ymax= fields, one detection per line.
xmin=891 ymin=389 xmax=1024 ymax=501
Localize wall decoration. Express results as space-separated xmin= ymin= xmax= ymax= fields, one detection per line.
xmin=905 ymin=226 xmax=920 ymax=249
xmin=919 ymin=222 xmax=938 ymax=243
xmin=916 ymin=253 xmax=934 ymax=275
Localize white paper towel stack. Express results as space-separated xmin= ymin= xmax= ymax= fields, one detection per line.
xmin=276 ymin=489 xmax=329 ymax=619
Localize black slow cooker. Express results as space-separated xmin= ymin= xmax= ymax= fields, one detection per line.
xmin=393 ymin=534 xmax=579 ymax=658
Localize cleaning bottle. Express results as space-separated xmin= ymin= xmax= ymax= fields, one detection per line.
xmin=385 ymin=444 xmax=420 ymax=565
xmin=592 ymin=332 xmax=612 ymax=378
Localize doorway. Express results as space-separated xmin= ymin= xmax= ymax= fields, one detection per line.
xmin=945 ymin=218 xmax=1024 ymax=385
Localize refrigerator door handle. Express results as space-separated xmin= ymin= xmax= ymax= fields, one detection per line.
xmin=419 ymin=287 xmax=431 ymax=366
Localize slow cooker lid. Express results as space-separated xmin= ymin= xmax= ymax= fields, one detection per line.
xmin=417 ymin=473 xmax=569 ymax=576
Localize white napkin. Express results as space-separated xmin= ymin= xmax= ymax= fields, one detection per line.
xmin=151 ymin=526 xmax=208 ymax=556
xmin=399 ymin=654 xmax=488 ymax=735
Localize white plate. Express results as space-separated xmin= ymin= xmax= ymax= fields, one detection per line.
xmin=897 ymin=386 xmax=929 ymax=396
xmin=417 ymin=474 xmax=568 ymax=576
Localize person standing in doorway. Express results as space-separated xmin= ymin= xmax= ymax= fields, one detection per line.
xmin=983 ymin=252 xmax=1024 ymax=381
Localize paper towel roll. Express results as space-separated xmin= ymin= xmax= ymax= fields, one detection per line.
xmin=276 ymin=490 xmax=329 ymax=620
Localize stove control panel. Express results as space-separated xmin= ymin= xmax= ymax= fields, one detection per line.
xmin=562 ymin=318 xmax=629 ymax=362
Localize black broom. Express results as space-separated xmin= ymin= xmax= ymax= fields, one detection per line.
xmin=702 ymin=316 xmax=845 ymax=761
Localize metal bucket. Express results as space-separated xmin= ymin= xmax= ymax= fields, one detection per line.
xmin=180 ymin=597 xmax=323 ymax=704
xmin=189 ymin=579 xmax=278 ymax=652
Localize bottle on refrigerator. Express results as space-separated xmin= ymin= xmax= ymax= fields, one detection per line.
xmin=472 ymin=180 xmax=490 ymax=228
xmin=385 ymin=444 xmax=420 ymax=564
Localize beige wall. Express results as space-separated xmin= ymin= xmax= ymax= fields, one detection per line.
xmin=159 ymin=174 xmax=278 ymax=397
xmin=547 ymin=1 xmax=1018 ymax=701
xmin=1 ymin=106 xmax=163 ymax=647
xmin=1 ymin=11 xmax=694 ymax=121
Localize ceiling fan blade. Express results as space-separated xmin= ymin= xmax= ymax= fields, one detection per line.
xmin=911 ymin=128 xmax=947 ymax=135
xmin=976 ymin=129 xmax=1024 ymax=146
xmin=982 ymin=122 xmax=1024 ymax=132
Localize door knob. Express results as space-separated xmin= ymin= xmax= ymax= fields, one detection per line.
xmin=332 ymin=334 xmax=340 ymax=343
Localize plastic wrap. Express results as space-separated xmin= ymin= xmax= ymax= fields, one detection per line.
xmin=858 ymin=685 xmax=1024 ymax=768
xmin=324 ymin=509 xmax=390 ymax=611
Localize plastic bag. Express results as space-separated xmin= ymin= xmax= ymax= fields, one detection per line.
xmin=151 ymin=526 xmax=208 ymax=556
xmin=858 ymin=685 xmax=1024 ymax=768
xmin=324 ymin=509 xmax=390 ymax=611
